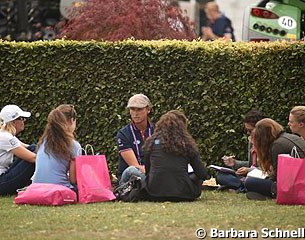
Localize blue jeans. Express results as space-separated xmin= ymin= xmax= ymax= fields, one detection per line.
xmin=216 ymin=172 xmax=245 ymax=191
xmin=119 ymin=166 xmax=146 ymax=185
xmin=0 ymin=144 xmax=36 ymax=195
xmin=245 ymin=177 xmax=274 ymax=198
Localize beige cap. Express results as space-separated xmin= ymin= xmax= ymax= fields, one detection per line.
xmin=127 ymin=94 xmax=152 ymax=109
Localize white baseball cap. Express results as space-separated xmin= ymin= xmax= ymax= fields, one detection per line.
xmin=0 ymin=105 xmax=31 ymax=124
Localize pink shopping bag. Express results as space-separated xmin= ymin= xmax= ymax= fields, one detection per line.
xmin=14 ymin=183 xmax=77 ymax=206
xmin=76 ymin=146 xmax=116 ymax=203
xmin=277 ymin=151 xmax=305 ymax=205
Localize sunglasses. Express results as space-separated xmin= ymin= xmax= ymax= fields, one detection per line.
xmin=16 ymin=117 xmax=26 ymax=121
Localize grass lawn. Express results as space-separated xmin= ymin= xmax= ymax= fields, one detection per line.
xmin=0 ymin=190 xmax=304 ymax=240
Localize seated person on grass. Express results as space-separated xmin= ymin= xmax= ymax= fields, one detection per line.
xmin=0 ymin=105 xmax=36 ymax=196
xmin=138 ymin=110 xmax=210 ymax=202
xmin=245 ymin=118 xmax=305 ymax=200
xmin=32 ymin=104 xmax=82 ymax=194
xmin=216 ymin=110 xmax=267 ymax=192
xmin=116 ymin=94 xmax=154 ymax=185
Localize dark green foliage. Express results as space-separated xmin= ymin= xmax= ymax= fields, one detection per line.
xmin=0 ymin=40 xmax=304 ymax=173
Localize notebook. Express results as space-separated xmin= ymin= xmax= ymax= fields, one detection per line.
xmin=208 ymin=165 xmax=236 ymax=175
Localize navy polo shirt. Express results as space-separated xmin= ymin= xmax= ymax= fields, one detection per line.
xmin=116 ymin=122 xmax=154 ymax=177
xmin=209 ymin=15 xmax=235 ymax=41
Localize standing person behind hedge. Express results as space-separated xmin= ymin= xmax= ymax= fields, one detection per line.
xmin=289 ymin=106 xmax=305 ymax=139
xmin=32 ymin=104 xmax=81 ymax=193
xmin=245 ymin=118 xmax=305 ymax=200
xmin=141 ymin=110 xmax=210 ymax=202
xmin=116 ymin=94 xmax=154 ymax=184
xmin=216 ymin=110 xmax=267 ymax=192
xmin=201 ymin=1 xmax=235 ymax=41
xmin=0 ymin=105 xmax=36 ymax=195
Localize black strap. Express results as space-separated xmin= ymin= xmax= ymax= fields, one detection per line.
xmin=280 ymin=135 xmax=305 ymax=156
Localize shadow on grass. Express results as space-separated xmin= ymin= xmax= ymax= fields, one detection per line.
xmin=0 ymin=191 xmax=304 ymax=240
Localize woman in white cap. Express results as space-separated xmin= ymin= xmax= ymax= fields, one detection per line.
xmin=0 ymin=104 xmax=36 ymax=195
xmin=116 ymin=94 xmax=154 ymax=185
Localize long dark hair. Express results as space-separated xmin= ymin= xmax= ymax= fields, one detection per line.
xmin=253 ymin=118 xmax=283 ymax=174
xmin=243 ymin=109 xmax=267 ymax=126
xmin=37 ymin=104 xmax=77 ymax=160
xmin=143 ymin=110 xmax=198 ymax=157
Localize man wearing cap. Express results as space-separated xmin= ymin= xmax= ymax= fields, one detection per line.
xmin=0 ymin=104 xmax=36 ymax=195
xmin=116 ymin=94 xmax=154 ymax=184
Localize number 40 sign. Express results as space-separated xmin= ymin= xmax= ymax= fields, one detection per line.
xmin=278 ymin=16 xmax=297 ymax=30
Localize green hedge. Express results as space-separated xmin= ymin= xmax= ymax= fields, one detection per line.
xmin=0 ymin=39 xmax=304 ymax=172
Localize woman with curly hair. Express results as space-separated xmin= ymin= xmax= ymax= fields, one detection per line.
xmin=245 ymin=118 xmax=305 ymax=200
xmin=141 ymin=110 xmax=210 ymax=202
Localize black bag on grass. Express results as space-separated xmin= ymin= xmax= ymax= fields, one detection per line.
xmin=114 ymin=176 xmax=142 ymax=202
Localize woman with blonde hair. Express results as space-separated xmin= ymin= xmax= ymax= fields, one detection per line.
xmin=32 ymin=104 xmax=81 ymax=192
xmin=140 ymin=110 xmax=210 ymax=202
xmin=0 ymin=105 xmax=36 ymax=195
xmin=289 ymin=106 xmax=305 ymax=139
xmin=245 ymin=118 xmax=305 ymax=200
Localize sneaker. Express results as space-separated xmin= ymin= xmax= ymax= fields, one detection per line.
xmin=246 ymin=191 xmax=268 ymax=201
xmin=217 ymin=185 xmax=238 ymax=192
xmin=270 ymin=182 xmax=277 ymax=199
xmin=217 ymin=185 xmax=230 ymax=191
xmin=236 ymin=188 xmax=246 ymax=194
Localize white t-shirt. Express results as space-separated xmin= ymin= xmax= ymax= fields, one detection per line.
xmin=0 ymin=130 xmax=21 ymax=175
